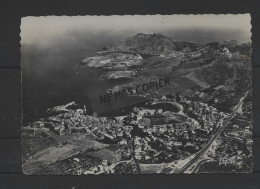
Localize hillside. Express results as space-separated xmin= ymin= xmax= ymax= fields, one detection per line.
xmin=81 ymin=33 xmax=251 ymax=111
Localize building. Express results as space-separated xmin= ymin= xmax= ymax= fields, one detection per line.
xmin=23 ymin=127 xmax=42 ymax=136
xmin=32 ymin=121 xmax=44 ymax=128
xmin=195 ymin=128 xmax=210 ymax=136
xmin=104 ymin=133 xmax=115 ymax=140
xmin=118 ymin=139 xmax=127 ymax=145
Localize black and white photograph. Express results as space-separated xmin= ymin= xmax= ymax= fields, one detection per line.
xmin=21 ymin=14 xmax=253 ymax=175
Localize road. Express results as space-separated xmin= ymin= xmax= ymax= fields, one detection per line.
xmin=173 ymin=90 xmax=250 ymax=174
xmin=191 ymin=159 xmax=211 ymax=173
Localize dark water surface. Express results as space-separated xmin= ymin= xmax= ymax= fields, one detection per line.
xmin=22 ymin=47 xmax=145 ymax=124
xmin=22 ymin=47 xmax=101 ymax=124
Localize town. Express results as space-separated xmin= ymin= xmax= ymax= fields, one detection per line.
xmin=22 ymin=88 xmax=252 ymax=174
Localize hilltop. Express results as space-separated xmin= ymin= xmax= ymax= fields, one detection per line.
xmin=105 ymin=33 xmax=177 ymax=57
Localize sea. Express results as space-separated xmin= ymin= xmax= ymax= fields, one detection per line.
xmin=21 ymin=45 xmax=145 ymax=124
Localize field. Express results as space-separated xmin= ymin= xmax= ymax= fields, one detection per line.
xmin=22 ymin=132 xmax=108 ymax=174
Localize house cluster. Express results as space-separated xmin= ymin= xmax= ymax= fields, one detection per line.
xmin=182 ymin=99 xmax=228 ymax=132
xmin=68 ymin=159 xmax=112 ymax=175
xmin=134 ymin=136 xmax=157 ymax=160
xmin=123 ymin=99 xmax=226 ymax=160
xmin=92 ymin=123 xmax=133 ymax=143
xmin=84 ymin=159 xmax=111 ymax=175
xmin=28 ymin=107 xmax=134 ymax=146
xmin=131 ymin=118 xmax=202 ymax=160
xmin=225 ymin=113 xmax=253 ymax=146
xmin=25 ymin=93 xmax=236 ymax=165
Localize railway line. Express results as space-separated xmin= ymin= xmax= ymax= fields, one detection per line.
xmin=174 ymin=90 xmax=250 ymax=173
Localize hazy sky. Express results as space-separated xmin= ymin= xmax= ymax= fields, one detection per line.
xmin=21 ymin=14 xmax=251 ymax=47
